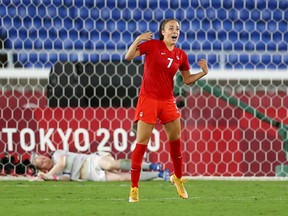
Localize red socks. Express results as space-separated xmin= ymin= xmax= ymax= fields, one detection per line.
xmin=169 ymin=138 xmax=183 ymax=178
xmin=131 ymin=144 xmax=147 ymax=188
xmin=131 ymin=139 xmax=182 ymax=187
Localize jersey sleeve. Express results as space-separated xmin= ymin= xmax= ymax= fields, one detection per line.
xmin=52 ymin=150 xmax=67 ymax=163
xmin=138 ymin=40 xmax=154 ymax=55
xmin=52 ymin=150 xmax=70 ymax=177
xmin=179 ymin=51 xmax=190 ymax=71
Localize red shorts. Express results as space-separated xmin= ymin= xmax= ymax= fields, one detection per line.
xmin=133 ymin=95 xmax=180 ymax=124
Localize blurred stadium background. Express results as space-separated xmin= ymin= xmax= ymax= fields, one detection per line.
xmin=0 ymin=0 xmax=288 ymax=178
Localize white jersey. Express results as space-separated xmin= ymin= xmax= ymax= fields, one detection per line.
xmin=80 ymin=152 xmax=111 ymax=181
xmin=52 ymin=150 xmax=88 ymax=181
xmin=52 ymin=150 xmax=110 ymax=181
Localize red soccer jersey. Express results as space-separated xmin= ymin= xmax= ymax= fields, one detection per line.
xmin=138 ymin=39 xmax=190 ymax=100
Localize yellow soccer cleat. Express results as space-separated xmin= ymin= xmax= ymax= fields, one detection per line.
xmin=170 ymin=174 xmax=188 ymax=199
xmin=129 ymin=187 xmax=139 ymax=202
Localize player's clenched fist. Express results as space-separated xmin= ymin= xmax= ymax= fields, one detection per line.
xmin=197 ymin=59 xmax=208 ymax=74
xmin=136 ymin=31 xmax=153 ymax=42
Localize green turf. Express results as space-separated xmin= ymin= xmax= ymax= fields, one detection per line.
xmin=0 ymin=180 xmax=287 ymax=216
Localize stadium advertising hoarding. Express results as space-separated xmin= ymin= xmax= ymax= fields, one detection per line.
xmin=1 ymin=107 xmax=160 ymax=153
xmin=1 ymin=106 xmax=286 ymax=177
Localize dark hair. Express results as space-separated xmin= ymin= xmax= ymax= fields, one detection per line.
xmin=159 ymin=19 xmax=178 ymax=40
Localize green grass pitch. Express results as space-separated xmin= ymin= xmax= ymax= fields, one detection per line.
xmin=0 ymin=180 xmax=287 ymax=216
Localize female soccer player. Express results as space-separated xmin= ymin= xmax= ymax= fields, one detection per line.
xmin=125 ymin=19 xmax=208 ymax=202
xmin=31 ymin=150 xmax=168 ymax=182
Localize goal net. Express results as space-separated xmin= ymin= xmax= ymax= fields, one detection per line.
xmin=1 ymin=0 xmax=288 ymax=178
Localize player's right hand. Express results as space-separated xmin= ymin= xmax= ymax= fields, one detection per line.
xmin=29 ymin=176 xmax=44 ymax=181
xmin=37 ymin=172 xmax=48 ymax=180
xmin=137 ymin=31 xmax=153 ymax=41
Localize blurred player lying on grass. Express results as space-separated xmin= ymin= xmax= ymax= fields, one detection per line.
xmin=30 ymin=150 xmax=170 ymax=182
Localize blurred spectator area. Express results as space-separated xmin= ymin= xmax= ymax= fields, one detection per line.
xmin=0 ymin=0 xmax=287 ymax=69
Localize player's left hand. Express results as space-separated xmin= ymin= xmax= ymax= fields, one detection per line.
xmin=197 ymin=59 xmax=208 ymax=74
